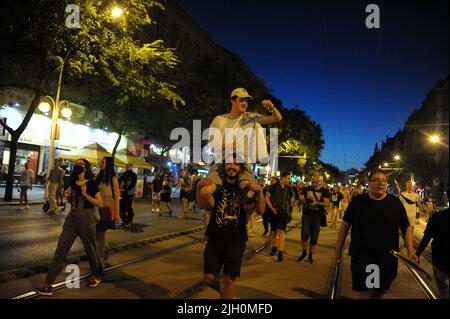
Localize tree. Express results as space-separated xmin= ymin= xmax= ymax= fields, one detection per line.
xmin=0 ymin=0 xmax=183 ymax=200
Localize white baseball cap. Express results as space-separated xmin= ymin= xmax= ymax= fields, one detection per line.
xmin=230 ymin=88 xmax=253 ymax=100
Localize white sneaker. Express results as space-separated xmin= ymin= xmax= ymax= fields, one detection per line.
xmin=156 ymin=208 xmax=160 ymax=212
xmin=25 ymin=205 xmax=31 ymax=209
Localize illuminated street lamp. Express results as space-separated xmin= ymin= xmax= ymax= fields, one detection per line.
xmin=111 ymin=6 xmax=124 ymax=18
xmin=38 ymin=95 xmax=71 ymax=196
xmin=394 ymin=155 xmax=401 ymax=161
xmin=430 ymin=135 xmax=440 ymax=143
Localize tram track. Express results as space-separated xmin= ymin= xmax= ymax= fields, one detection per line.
xmin=10 ymin=219 xmax=284 ymax=299
xmin=174 ymin=221 xmax=302 ymax=299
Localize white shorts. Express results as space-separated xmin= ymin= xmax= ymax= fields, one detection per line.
xmin=152 ymin=192 xmax=161 ymax=200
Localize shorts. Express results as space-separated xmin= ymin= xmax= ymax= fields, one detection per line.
xmin=208 ymin=163 xmax=255 ymax=186
xmin=269 ymin=212 xmax=288 ymax=232
xmin=180 ymin=189 xmax=190 ymax=200
xmin=152 ymin=192 xmax=160 ymax=200
xmin=161 ymin=192 xmax=171 ymax=203
xmin=350 ymin=255 xmax=398 ymax=294
xmin=301 ymin=214 xmax=321 ymax=245
xmin=203 ymin=241 xmax=246 ymax=279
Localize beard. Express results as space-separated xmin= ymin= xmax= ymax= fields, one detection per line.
xmin=225 ymin=167 xmax=239 ymax=180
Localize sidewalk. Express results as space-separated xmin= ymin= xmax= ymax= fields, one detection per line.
xmin=0 ymin=186 xmax=181 ymax=206
xmin=0 ymin=185 xmax=45 ymax=206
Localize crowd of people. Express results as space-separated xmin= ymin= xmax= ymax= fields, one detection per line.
xmin=29 ymin=87 xmax=447 ymax=299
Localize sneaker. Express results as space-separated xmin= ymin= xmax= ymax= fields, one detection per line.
xmin=308 ymin=254 xmax=314 ymax=264
xmin=87 ymin=275 xmax=101 ymax=287
xmin=297 ymin=251 xmax=308 ymax=263
xmin=151 ymin=210 xmax=155 ymax=213
xmin=277 ymin=251 xmax=284 ymax=262
xmin=269 ymin=247 xmax=277 ymax=256
xmin=25 ymin=205 xmax=31 ymax=209
xmin=156 ymin=208 xmax=160 ymax=213
xmin=35 ymin=284 xmax=53 ymax=296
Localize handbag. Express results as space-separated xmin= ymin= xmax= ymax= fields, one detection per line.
xmin=320 ymin=210 xmax=328 ymax=227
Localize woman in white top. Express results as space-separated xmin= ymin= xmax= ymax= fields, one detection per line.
xmin=399 ymin=181 xmax=424 ymax=230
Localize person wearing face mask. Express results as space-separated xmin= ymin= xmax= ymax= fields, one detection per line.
xmin=35 ymin=158 xmax=104 ymax=296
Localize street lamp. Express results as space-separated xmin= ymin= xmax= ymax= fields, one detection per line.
xmin=394 ymin=155 xmax=401 ymax=161
xmin=430 ymin=135 xmax=440 ymax=143
xmin=38 ymin=96 xmax=71 ymax=196
xmin=111 ymin=6 xmax=124 ymax=18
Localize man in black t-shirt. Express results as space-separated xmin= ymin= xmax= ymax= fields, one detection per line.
xmin=202 ymin=153 xmax=265 ymax=299
xmin=262 ymin=176 xmax=278 ymax=236
xmin=266 ymin=171 xmax=293 ymax=262
xmin=297 ymin=175 xmax=330 ymax=263
xmin=334 ymin=168 xmax=415 ymax=299
xmin=415 ymin=187 xmax=449 ymax=299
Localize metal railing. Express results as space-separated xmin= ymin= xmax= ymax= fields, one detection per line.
xmin=327 ymin=251 xmax=439 ymax=299
xmin=389 ymin=250 xmax=439 ymax=299
xmin=326 ymin=257 xmax=342 ymax=299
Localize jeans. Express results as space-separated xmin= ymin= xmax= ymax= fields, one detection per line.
xmin=120 ymin=194 xmax=135 ymax=224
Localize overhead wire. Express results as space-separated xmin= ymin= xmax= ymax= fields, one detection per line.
xmin=312 ymin=0 xmax=347 ymax=169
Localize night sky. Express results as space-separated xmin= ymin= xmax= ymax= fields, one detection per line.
xmin=177 ymin=0 xmax=449 ymax=171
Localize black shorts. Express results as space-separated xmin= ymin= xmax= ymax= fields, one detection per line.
xmin=269 ymin=212 xmax=288 ymax=232
xmin=203 ymin=241 xmax=246 ymax=279
xmin=160 ymin=192 xmax=171 ymax=202
xmin=350 ymin=255 xmax=398 ymax=294
xmin=180 ymin=189 xmax=189 ymax=200
xmin=301 ymin=214 xmax=321 ymax=245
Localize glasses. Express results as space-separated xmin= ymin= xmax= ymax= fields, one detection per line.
xmin=370 ymin=179 xmax=387 ymax=183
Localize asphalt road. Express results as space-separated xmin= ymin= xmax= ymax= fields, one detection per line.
xmin=0 ymin=200 xmax=203 ymax=272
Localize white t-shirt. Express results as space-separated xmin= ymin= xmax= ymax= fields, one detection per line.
xmin=207 ymin=112 xmax=268 ymax=164
xmin=399 ymin=191 xmax=421 ymax=222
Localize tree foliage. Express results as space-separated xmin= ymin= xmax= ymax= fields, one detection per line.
xmin=0 ymin=0 xmax=183 ymax=200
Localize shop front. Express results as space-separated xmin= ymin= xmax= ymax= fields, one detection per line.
xmin=0 ymin=105 xmax=128 ymax=182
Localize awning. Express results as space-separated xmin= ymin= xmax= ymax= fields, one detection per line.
xmin=115 ymin=149 xmax=153 ymax=169
xmin=58 ymin=143 xmax=126 ymax=166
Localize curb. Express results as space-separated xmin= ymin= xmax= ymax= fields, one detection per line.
xmin=0 ymin=201 xmax=45 ymax=207
xmin=0 ymin=224 xmax=205 ymax=284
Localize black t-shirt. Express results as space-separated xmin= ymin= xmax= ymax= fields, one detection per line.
xmin=152 ymin=179 xmax=163 ymax=192
xmin=70 ymin=180 xmax=99 ymax=209
xmin=330 ymin=190 xmax=344 ymax=206
xmin=267 ymin=182 xmax=292 ymax=212
xmin=205 ymin=181 xmax=248 ymax=244
xmin=343 ymin=193 xmax=410 ymax=259
xmin=301 ymin=186 xmax=330 ymax=215
xmin=424 ymin=209 xmax=449 ymax=275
